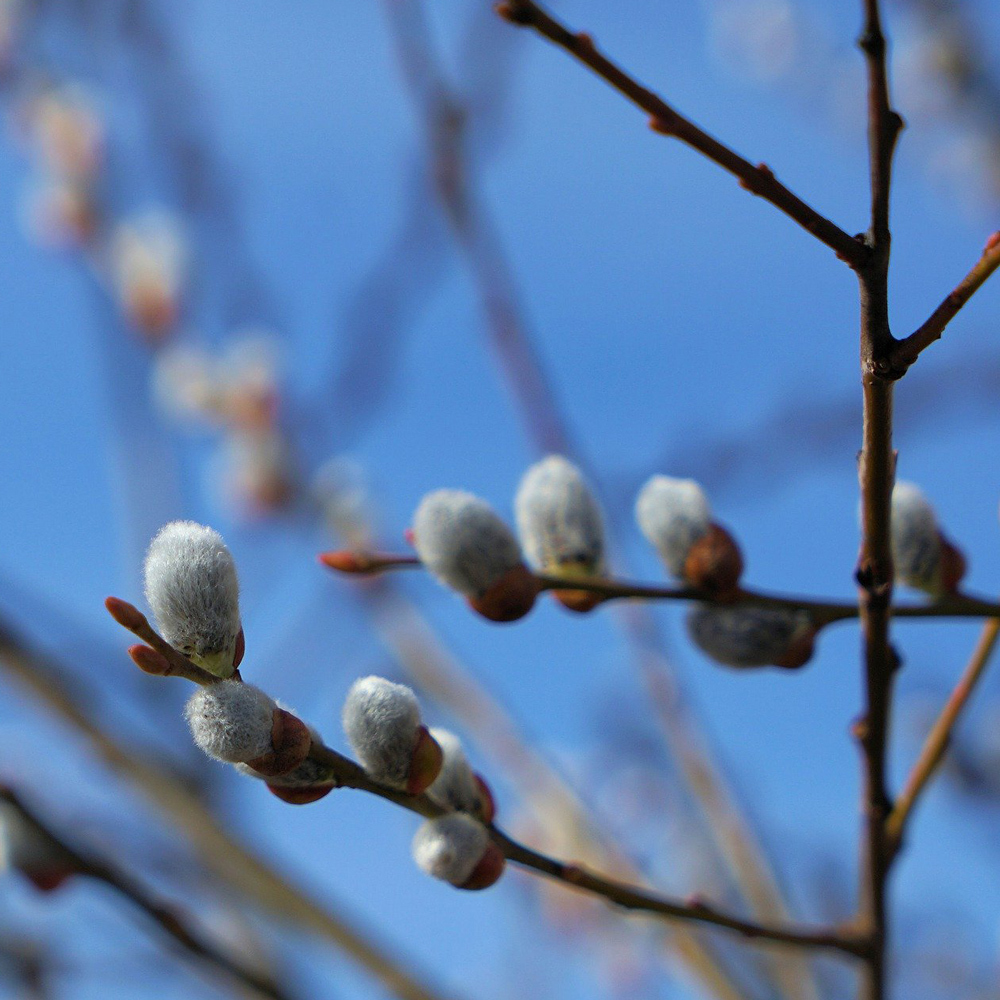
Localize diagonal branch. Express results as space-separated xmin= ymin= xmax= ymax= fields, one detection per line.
xmin=890 ymin=232 xmax=1000 ymax=372
xmin=885 ymin=615 xmax=1000 ymax=852
xmin=0 ymin=788 xmax=293 ymax=1000
xmin=495 ymin=0 xmax=868 ymax=268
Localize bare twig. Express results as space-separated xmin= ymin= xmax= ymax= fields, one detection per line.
xmin=855 ymin=2 xmax=904 ymax=998
xmin=495 ymin=0 xmax=868 ymax=268
xmin=320 ymin=554 xmax=1000 ymax=624
xmin=886 ymin=615 xmax=1000 ymax=851
xmin=0 ymin=788 xmax=292 ymax=1000
xmin=891 ymin=233 xmax=1000 ymax=372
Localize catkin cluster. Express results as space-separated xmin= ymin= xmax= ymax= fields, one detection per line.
xmin=141 ymin=520 xmax=504 ymax=889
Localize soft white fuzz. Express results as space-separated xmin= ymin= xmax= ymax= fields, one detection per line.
xmin=143 ymin=521 xmax=242 ymax=676
xmin=426 ymin=728 xmax=480 ymax=814
xmin=342 ymin=676 xmax=421 ymax=787
xmin=411 ymin=813 xmax=488 ymax=886
xmin=515 ymin=455 xmax=605 ymax=576
xmin=890 ymin=482 xmax=942 ymax=592
xmin=185 ymin=681 xmax=275 ymax=763
xmin=412 ymin=490 xmax=523 ymax=597
xmin=686 ymin=604 xmax=811 ymax=668
xmin=635 ymin=476 xmax=711 ymax=577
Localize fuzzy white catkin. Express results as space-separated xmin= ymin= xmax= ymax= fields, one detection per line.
xmin=686 ymin=604 xmax=811 ymax=668
xmin=426 ymin=728 xmax=480 ymax=813
xmin=890 ymin=482 xmax=942 ymax=592
xmin=185 ymin=681 xmax=276 ymax=763
xmin=515 ymin=455 xmax=605 ymax=576
xmin=635 ymin=476 xmax=711 ymax=578
xmin=412 ymin=490 xmax=523 ymax=597
xmin=144 ymin=521 xmax=242 ymax=676
xmin=342 ymin=676 xmax=422 ymax=787
xmin=412 ymin=813 xmax=488 ymax=886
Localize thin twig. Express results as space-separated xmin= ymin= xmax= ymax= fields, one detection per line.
xmin=886 ymin=615 xmax=1000 ymax=851
xmin=890 ymin=232 xmax=1000 ymax=372
xmin=0 ymin=788 xmax=292 ymax=1000
xmin=299 ymin=747 xmax=868 ymax=957
xmin=320 ymin=554 xmax=1000 ymax=624
xmin=495 ymin=0 xmax=868 ymax=268
xmin=855 ymin=2 xmax=904 ymax=998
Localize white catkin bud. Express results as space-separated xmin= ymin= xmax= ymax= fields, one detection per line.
xmin=515 ymin=455 xmax=605 ymax=576
xmin=143 ymin=521 xmax=242 ymax=677
xmin=412 ymin=813 xmax=488 ymax=886
xmin=342 ymin=676 xmax=421 ymax=787
xmin=891 ymin=482 xmax=942 ymax=592
xmin=636 ymin=476 xmax=711 ymax=578
xmin=412 ymin=490 xmax=523 ymax=597
xmin=426 ymin=728 xmax=480 ymax=814
xmin=184 ymin=681 xmax=276 ymax=763
xmin=686 ymin=604 xmax=812 ymax=668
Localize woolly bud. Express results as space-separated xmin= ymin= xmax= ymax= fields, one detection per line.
xmin=342 ymin=676 xmax=442 ymax=792
xmin=686 ymin=604 xmax=816 ymax=669
xmin=143 ymin=521 xmax=243 ymax=677
xmin=637 ymin=477 xmax=742 ymax=595
xmin=412 ymin=490 xmax=537 ymax=622
xmin=185 ymin=681 xmax=276 ymax=763
xmin=515 ymin=456 xmax=606 ymax=613
xmin=426 ymin=728 xmax=485 ymax=816
xmin=891 ymin=482 xmax=965 ymax=595
xmin=411 ymin=814 xmax=505 ymax=890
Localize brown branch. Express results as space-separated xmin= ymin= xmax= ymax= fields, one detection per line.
xmin=0 ymin=788 xmax=292 ymax=1000
xmin=890 ymin=232 xmax=1000 ymax=372
xmin=495 ymin=0 xmax=868 ymax=268
xmin=104 ymin=607 xmax=867 ymax=964
xmin=319 ymin=553 xmax=1000 ymax=624
xmin=294 ymin=745 xmax=870 ymax=957
xmin=855 ymin=2 xmax=903 ymax=998
xmin=886 ymin=615 xmax=1000 ymax=851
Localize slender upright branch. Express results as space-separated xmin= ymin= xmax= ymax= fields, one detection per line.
xmin=890 ymin=232 xmax=1000 ymax=372
xmin=886 ymin=616 xmax=1000 ymax=851
xmin=0 ymin=788 xmax=292 ymax=1000
xmin=496 ymin=0 xmax=868 ymax=268
xmin=855 ymin=3 xmax=903 ymax=998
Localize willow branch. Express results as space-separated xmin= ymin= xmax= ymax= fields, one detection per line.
xmin=320 ymin=554 xmax=1000 ymax=624
xmin=886 ymin=615 xmax=1000 ymax=851
xmin=856 ymin=2 xmax=903 ymax=998
xmin=297 ymin=746 xmax=868 ymax=957
xmin=890 ymin=232 xmax=1000 ymax=372
xmin=0 ymin=616 xmax=457 ymax=1000
xmin=0 ymin=788 xmax=292 ymax=1000
xmin=495 ymin=0 xmax=867 ymax=268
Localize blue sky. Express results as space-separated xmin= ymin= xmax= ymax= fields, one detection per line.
xmin=1 ymin=1 xmax=1000 ymax=998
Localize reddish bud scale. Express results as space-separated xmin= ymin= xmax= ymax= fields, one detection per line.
xmin=128 ymin=644 xmax=172 ymax=676
xmin=938 ymin=534 xmax=967 ymax=594
xmin=468 ymin=564 xmax=539 ymax=623
xmin=25 ymin=869 xmax=75 ymax=893
xmin=985 ymin=231 xmax=1000 ymax=252
xmin=473 ymin=774 xmax=496 ymax=824
xmin=105 ymin=596 xmax=147 ymax=631
xmin=460 ymin=842 xmax=506 ymax=890
xmin=551 ymin=588 xmax=604 ymax=614
xmin=233 ymin=627 xmax=245 ymax=669
xmin=266 ymin=783 xmax=335 ymax=805
xmin=246 ymin=709 xmax=312 ymax=777
xmin=683 ymin=523 xmax=744 ymax=598
xmin=407 ymin=726 xmax=444 ymax=796
xmin=318 ymin=551 xmax=375 ymax=574
xmin=773 ymin=627 xmax=817 ymax=670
